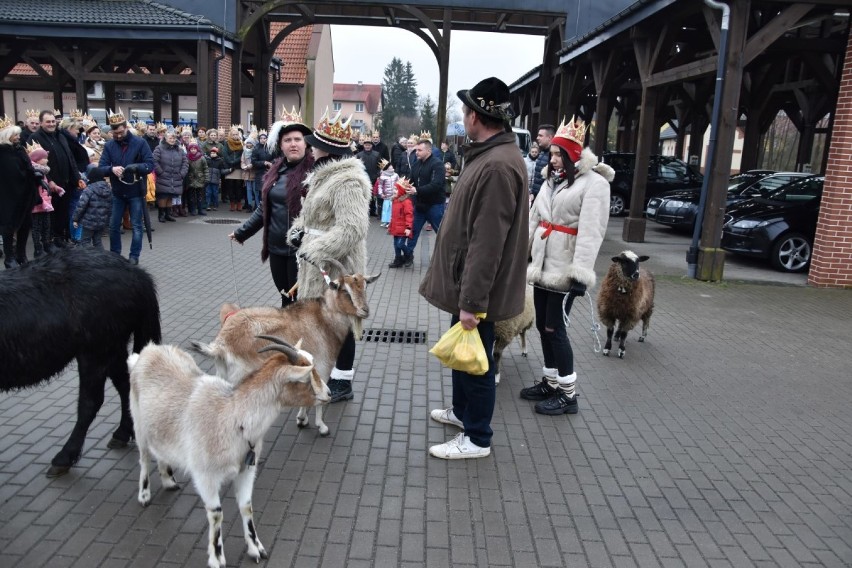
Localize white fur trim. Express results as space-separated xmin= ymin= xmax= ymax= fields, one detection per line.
xmin=330 ymin=367 xmax=354 ymax=381
xmin=556 ymin=372 xmax=577 ymax=385
xmin=542 ymin=366 xmax=557 ymax=378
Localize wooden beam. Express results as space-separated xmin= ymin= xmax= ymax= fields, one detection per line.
xmin=170 ymin=44 xmax=198 ymax=71
xmin=21 ymin=55 xmax=52 ymax=79
xmin=742 ymin=4 xmax=814 ymax=66
xmin=84 ymin=45 xmax=114 ymax=73
xmin=84 ymin=72 xmax=196 ymax=85
xmin=645 ymin=56 xmax=716 ymax=88
xmin=43 ymin=42 xmax=75 ymax=74
xmin=702 ymin=5 xmax=721 ymax=51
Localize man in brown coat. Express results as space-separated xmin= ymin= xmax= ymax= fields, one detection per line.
xmin=420 ymin=77 xmax=529 ymax=459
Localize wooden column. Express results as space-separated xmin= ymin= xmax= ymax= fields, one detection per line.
xmin=739 ymin=110 xmax=763 ymax=171
xmin=152 ymin=87 xmax=162 ymax=123
xmin=73 ymin=50 xmax=87 ymax=113
xmin=104 ymin=82 xmax=116 ymax=116
xmin=196 ymin=40 xmax=212 ymax=129
xmin=622 ymin=85 xmax=657 ymax=242
xmin=697 ymin=0 xmax=750 ymax=281
xmin=171 ymin=95 xmax=180 ymax=126
xmin=435 ymin=9 xmax=451 ymax=145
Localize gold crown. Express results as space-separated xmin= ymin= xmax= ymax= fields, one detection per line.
xmin=81 ymin=113 xmax=95 ymax=128
xmin=107 ymin=107 xmax=126 ymax=127
xmin=25 ymin=140 xmax=44 ymax=155
xmin=258 ymin=129 xmax=268 ymax=137
xmin=408 ymin=133 xmax=420 ymax=143
xmin=313 ymin=107 xmax=353 ymax=147
xmin=395 ymin=176 xmax=413 ymax=190
xmin=155 ymin=122 xmax=168 ymax=132
xmin=70 ymin=109 xmax=84 ymax=119
xmin=419 ymin=130 xmax=432 ymax=142
xmin=0 ymin=114 xmax=14 ymax=130
xmin=229 ymin=124 xmax=242 ymax=131
xmin=25 ymin=109 xmax=40 ymax=119
xmin=371 ymin=130 xmax=380 ymax=138
xmin=278 ymin=105 xmax=304 ymax=123
xmin=54 ymin=109 xmax=63 ymax=118
xmin=555 ymin=115 xmax=587 ymax=146
xmin=378 ymin=158 xmax=389 ymax=170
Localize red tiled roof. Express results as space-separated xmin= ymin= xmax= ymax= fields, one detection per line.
xmin=333 ymin=83 xmax=382 ymax=115
xmin=271 ymin=22 xmax=312 ymax=85
xmin=9 ymin=63 xmax=53 ymax=76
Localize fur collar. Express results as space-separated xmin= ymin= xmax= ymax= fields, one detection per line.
xmin=541 ymin=147 xmax=615 ymax=183
xmin=303 ymin=156 xmax=367 ymax=188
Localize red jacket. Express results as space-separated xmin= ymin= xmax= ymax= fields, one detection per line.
xmin=389 ymin=186 xmax=414 ymax=237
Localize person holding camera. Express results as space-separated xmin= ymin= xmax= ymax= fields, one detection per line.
xmin=97 ymin=109 xmax=154 ymax=265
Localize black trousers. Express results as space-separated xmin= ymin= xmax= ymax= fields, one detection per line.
xmin=533 ymin=286 xmax=574 ymax=376
xmin=268 ymin=253 xmax=298 ymax=308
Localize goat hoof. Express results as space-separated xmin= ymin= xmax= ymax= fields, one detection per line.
xmin=638 ymin=337 xmax=645 ymax=342
xmin=319 ymin=429 xmax=330 ymax=437
xmin=45 ymin=464 xmax=71 ymax=478
xmin=297 ymin=421 xmax=308 ymax=429
xmin=107 ymin=436 xmax=130 ymax=449
xmin=521 ymin=352 xmax=528 ymax=357
xmin=618 ymin=351 xmax=625 ymax=359
xmin=602 ymin=349 xmax=610 ymax=356
xmin=165 ymin=483 xmax=181 ymax=491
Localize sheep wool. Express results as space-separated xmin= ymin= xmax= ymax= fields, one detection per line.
xmin=291 ymin=157 xmax=371 ymax=300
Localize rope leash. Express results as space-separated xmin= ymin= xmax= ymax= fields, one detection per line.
xmin=532 ymin=283 xmax=603 ymax=353
xmin=229 ymin=239 xmax=242 ymax=305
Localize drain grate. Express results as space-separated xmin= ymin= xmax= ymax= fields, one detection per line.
xmin=203 ymin=218 xmax=243 ymax=225
xmin=362 ymin=328 xmax=427 ymax=344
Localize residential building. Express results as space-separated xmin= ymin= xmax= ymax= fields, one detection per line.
xmin=332 ymin=82 xmax=382 ymax=135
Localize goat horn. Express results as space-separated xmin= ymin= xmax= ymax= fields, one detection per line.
xmin=322 ymin=258 xmax=348 ymax=277
xmin=256 ymin=334 xmax=295 ymax=348
xmin=257 ymin=342 xmax=301 ymax=361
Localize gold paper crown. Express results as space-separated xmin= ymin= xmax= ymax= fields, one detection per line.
xmin=378 ymin=158 xmax=390 ymax=170
xmin=258 ymin=129 xmax=268 ymax=137
xmin=555 ymin=115 xmax=587 ymax=146
xmin=25 ymin=140 xmax=44 ymax=155
xmin=0 ymin=114 xmax=14 ymax=130
xmin=408 ymin=133 xmax=420 ymax=143
xmin=25 ymin=109 xmax=40 ymax=119
xmin=81 ymin=113 xmax=95 ymax=128
xmin=107 ymin=108 xmax=126 ymax=127
xmin=371 ymin=130 xmax=379 ymax=138
xmin=419 ymin=130 xmax=432 ymax=142
xmin=395 ymin=176 xmax=413 ymax=190
xmin=313 ymin=107 xmax=353 ymax=147
xmin=155 ymin=122 xmax=168 ymax=133
xmin=230 ymin=123 xmax=242 ymax=131
xmin=53 ymin=109 xmax=63 ymax=118
xmin=70 ymin=109 xmax=84 ymax=119
xmin=278 ymin=105 xmax=303 ymax=123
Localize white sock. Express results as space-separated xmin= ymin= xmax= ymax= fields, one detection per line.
xmin=330 ymin=367 xmax=354 ymax=381
xmin=542 ymin=367 xmax=558 ymax=388
xmin=557 ymin=372 xmax=577 ymax=398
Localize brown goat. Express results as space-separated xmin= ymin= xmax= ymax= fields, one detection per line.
xmin=192 ymin=259 xmax=380 ymax=436
xmin=597 ymin=251 xmax=655 ymax=359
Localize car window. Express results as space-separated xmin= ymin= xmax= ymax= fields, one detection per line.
xmin=747 ymin=176 xmax=802 ymax=196
xmin=658 ymin=159 xmax=688 ymax=181
xmin=766 ymin=177 xmax=823 ymax=202
xmin=728 ymin=173 xmax=764 ymax=192
xmin=604 ymin=155 xmax=633 ymax=171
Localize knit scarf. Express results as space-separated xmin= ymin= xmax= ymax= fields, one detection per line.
xmin=187 ymin=145 xmax=203 ymax=162
xmin=227 ymin=138 xmax=243 ymax=152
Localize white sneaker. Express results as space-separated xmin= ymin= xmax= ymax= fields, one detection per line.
xmin=430 ymin=408 xmax=463 ymax=429
xmin=429 ymin=433 xmax=491 ymax=460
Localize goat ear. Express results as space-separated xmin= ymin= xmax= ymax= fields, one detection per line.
xmin=638 ymin=255 xmax=650 ymax=262
xmin=364 ymin=272 xmax=382 ymax=284
xmin=294 ymin=338 xmax=303 ymax=349
xmin=277 ymin=365 xmax=314 ymax=383
xmin=329 ymin=279 xmax=340 ymax=290
xmin=611 ymin=256 xmax=620 ymax=263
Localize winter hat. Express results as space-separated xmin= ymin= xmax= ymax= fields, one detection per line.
xmin=209 ymin=146 xmax=220 ymax=156
xmin=187 ymin=142 xmax=203 ymax=162
xmin=86 ymin=163 xmax=105 ymax=182
xmin=26 ymin=141 xmax=48 ymax=162
xmin=550 ymin=116 xmax=587 ymax=164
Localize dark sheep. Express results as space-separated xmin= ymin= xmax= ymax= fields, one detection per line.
xmin=0 ymin=248 xmax=161 ymax=477
xmin=597 ymin=251 xmax=655 ymax=359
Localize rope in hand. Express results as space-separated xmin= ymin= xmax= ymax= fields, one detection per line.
xmin=229 ymin=239 xmax=242 ymax=305
xmin=533 ymin=283 xmax=602 ymax=353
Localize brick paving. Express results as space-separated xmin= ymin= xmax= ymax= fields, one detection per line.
xmin=1 ymin=211 xmax=851 ymax=567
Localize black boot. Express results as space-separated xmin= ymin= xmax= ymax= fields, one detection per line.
xmin=158 ymin=208 xmax=166 ymax=222
xmin=519 ymin=378 xmax=558 ymax=401
xmin=327 ymin=379 xmax=353 ymax=403
xmin=403 ymin=252 xmax=413 ymax=267
xmin=388 ymin=256 xmax=404 ymax=268
xmin=535 ymin=392 xmax=579 ymax=415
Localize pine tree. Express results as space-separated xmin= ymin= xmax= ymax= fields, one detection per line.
xmin=402 ymin=62 xmax=419 ymax=116
xmin=419 ymin=95 xmax=436 ymax=140
xmin=380 ymin=57 xmax=421 ymax=142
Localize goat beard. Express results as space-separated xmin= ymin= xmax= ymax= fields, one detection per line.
xmin=350 ymin=316 xmax=364 ymax=341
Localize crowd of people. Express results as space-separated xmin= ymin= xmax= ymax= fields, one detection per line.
xmin=0 ymin=75 xmax=614 ymax=460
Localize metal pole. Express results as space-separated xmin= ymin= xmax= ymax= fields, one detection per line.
xmin=687 ymin=0 xmax=730 ymax=278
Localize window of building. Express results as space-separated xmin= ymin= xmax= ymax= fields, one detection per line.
xmin=355 ymin=103 xmax=365 ymax=113
xmin=333 ymin=102 xmax=342 ymax=112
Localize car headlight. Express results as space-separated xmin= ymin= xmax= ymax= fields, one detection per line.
xmin=666 ymin=200 xmax=685 ymax=208
xmin=731 ymin=218 xmax=777 ymax=229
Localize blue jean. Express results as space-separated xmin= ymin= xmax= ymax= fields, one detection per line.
xmin=450 ymin=316 xmax=496 ymax=448
xmin=69 ymin=193 xmax=83 ymax=242
xmin=110 ymin=194 xmax=144 ymax=260
xmin=246 ymin=180 xmax=260 ymax=208
xmin=406 ymin=202 xmax=445 ymax=255
xmin=206 ymin=183 xmax=220 ymax=208
xmin=393 ymin=236 xmax=408 ymax=259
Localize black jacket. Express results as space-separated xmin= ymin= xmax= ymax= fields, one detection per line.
xmin=251 ymin=145 xmax=273 ymax=185
xmin=59 ymin=129 xmax=90 ymax=174
xmin=410 ymin=155 xmax=446 ymax=211
xmin=356 ymin=149 xmax=381 ymax=184
xmin=0 ymin=144 xmax=39 ymax=233
xmin=28 ymin=128 xmax=80 ymax=186
xmin=391 ymin=142 xmax=406 ymax=169
xmin=530 ymin=150 xmax=550 ymax=197
xmin=371 ymin=140 xmax=390 ymax=162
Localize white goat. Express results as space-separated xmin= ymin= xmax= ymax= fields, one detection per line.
xmin=128 ymin=338 xmax=328 ymax=568
xmin=192 ymin=258 xmax=380 ymax=436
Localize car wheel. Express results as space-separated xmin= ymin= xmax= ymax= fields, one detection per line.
xmin=610 ymin=193 xmax=626 ymax=216
xmin=770 ymin=233 xmax=811 ymax=273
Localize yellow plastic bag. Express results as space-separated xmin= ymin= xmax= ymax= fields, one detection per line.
xmin=429 ymin=313 xmax=489 ymax=375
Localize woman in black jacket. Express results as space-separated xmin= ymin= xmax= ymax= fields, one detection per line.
xmin=0 ymin=123 xmax=40 ymax=268
xmin=230 ymin=114 xmax=313 ymax=306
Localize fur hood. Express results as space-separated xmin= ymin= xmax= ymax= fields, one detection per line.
xmin=291 ymin=156 xmax=371 ymax=301
xmin=541 ymin=147 xmax=614 ymax=183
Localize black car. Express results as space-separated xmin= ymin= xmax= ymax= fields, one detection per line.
xmin=602 ymin=152 xmax=703 ymax=216
xmin=646 ymin=171 xmax=809 ymax=231
xmin=721 ymin=175 xmax=824 ymax=273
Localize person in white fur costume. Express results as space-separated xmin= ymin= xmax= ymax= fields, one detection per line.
xmin=287 ymin=109 xmax=372 ymax=403
xmin=522 ymin=116 xmax=613 ymax=415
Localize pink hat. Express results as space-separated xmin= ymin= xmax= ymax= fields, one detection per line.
xmin=29 ymin=148 xmax=48 ymax=162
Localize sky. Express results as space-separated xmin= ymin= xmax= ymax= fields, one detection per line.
xmin=330 ymin=25 xmax=545 ymax=121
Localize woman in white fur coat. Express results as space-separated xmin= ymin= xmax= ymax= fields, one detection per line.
xmin=522 ymin=118 xmax=614 ymax=415
xmin=288 ymin=112 xmax=371 ymax=403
